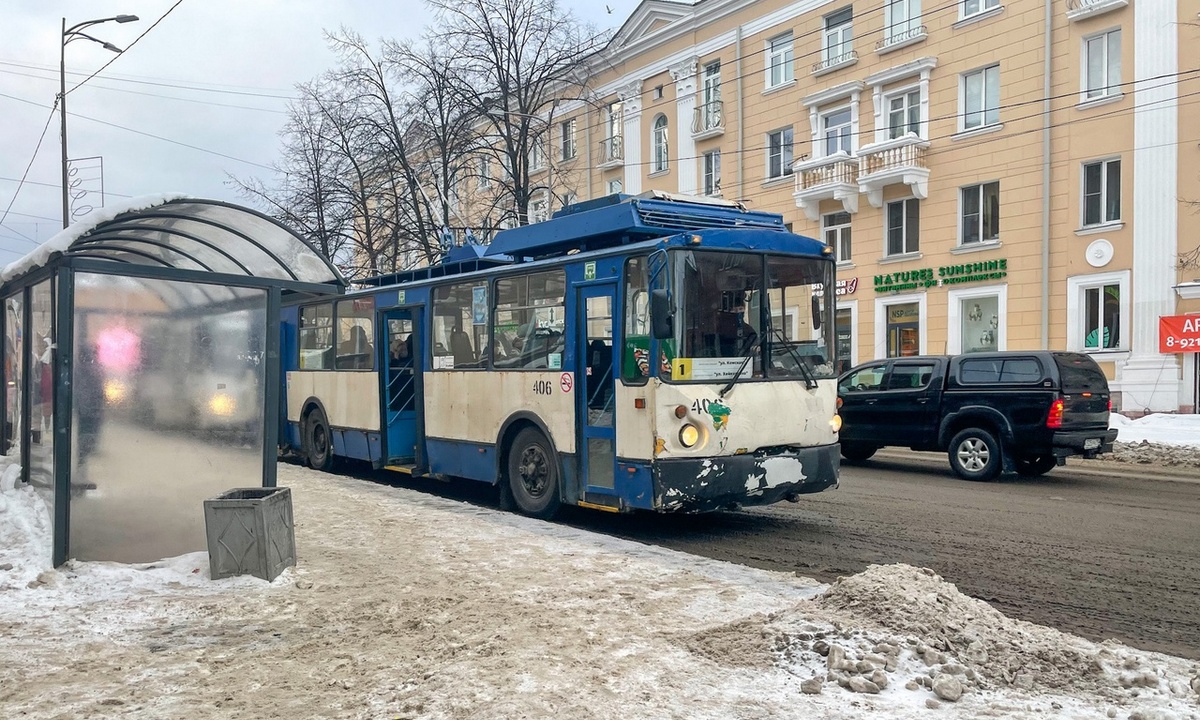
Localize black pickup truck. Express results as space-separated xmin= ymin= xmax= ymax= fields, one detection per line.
xmin=837 ymin=351 xmax=1118 ymax=481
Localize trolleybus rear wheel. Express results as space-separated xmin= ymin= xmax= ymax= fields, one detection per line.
xmin=507 ymin=427 xmax=561 ymax=519
xmin=305 ymin=408 xmax=334 ymax=472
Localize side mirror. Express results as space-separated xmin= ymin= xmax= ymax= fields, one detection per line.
xmin=650 ymin=288 xmax=673 ymax=339
xmin=811 ymin=295 xmax=823 ymax=331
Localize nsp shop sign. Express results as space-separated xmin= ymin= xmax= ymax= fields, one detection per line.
xmin=1159 ymin=315 xmax=1200 ymax=353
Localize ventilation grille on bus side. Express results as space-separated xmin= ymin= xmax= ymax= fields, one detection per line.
xmin=636 ymin=208 xmax=783 ymax=232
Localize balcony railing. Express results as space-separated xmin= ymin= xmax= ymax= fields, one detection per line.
xmin=1065 ymin=0 xmax=1127 ymax=21
xmin=598 ymin=136 xmax=624 ymax=168
xmin=691 ymin=100 xmax=724 ymax=137
xmin=857 ymin=134 xmax=931 ymax=207
xmin=795 ymin=153 xmax=859 ymax=192
xmin=812 ymin=50 xmax=858 ymax=75
xmin=875 ymin=24 xmax=927 ymax=51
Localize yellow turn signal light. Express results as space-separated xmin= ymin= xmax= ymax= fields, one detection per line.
xmin=830 ymin=414 xmax=842 ymax=432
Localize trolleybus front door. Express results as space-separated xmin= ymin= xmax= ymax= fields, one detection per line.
xmin=577 ymin=284 xmax=617 ymax=495
xmin=381 ymin=307 xmax=424 ymax=468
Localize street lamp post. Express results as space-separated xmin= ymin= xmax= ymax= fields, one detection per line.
xmin=60 ymin=14 xmax=138 ymax=229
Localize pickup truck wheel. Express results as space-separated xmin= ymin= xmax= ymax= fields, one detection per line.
xmin=948 ymin=428 xmax=1002 ymax=482
xmin=1015 ymin=455 xmax=1058 ymax=477
xmin=840 ymin=442 xmax=877 ymax=462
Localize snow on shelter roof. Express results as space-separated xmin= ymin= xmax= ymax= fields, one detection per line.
xmin=0 ymin=196 xmax=345 ymax=290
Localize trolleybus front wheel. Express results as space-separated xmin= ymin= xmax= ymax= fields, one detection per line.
xmin=304 ymin=408 xmax=335 ymax=472
xmin=507 ymin=427 xmax=561 ymax=519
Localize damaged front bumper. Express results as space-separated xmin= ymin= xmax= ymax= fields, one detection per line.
xmin=653 ymin=443 xmax=840 ymax=512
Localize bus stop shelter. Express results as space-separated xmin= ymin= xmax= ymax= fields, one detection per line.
xmin=0 ymin=196 xmax=345 ymax=566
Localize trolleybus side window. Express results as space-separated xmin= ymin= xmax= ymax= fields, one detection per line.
xmin=622 ymin=256 xmax=651 ymax=383
xmin=492 ymin=270 xmax=566 ymax=370
xmin=432 ymin=281 xmax=488 ymax=369
xmin=299 ymin=303 xmax=334 ymax=370
xmin=335 ymin=298 xmax=376 ymax=370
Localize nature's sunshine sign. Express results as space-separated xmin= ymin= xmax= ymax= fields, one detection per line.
xmin=874 ymin=259 xmax=1008 ymax=293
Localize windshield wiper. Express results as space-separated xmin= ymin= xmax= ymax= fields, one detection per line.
xmin=718 ymin=331 xmax=763 ymax=399
xmin=769 ymin=326 xmax=818 ymax=390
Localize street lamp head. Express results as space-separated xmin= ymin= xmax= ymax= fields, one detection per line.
xmin=101 ymin=42 xmax=123 ymax=53
xmin=114 ymin=15 xmax=139 ymax=23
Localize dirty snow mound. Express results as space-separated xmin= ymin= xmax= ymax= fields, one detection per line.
xmin=0 ymin=457 xmax=53 ymax=588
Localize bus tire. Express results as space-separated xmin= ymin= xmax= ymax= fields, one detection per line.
xmin=304 ymin=408 xmax=335 ymax=472
xmin=507 ymin=427 xmax=561 ymax=519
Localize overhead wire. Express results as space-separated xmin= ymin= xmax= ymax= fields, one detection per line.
xmin=66 ymin=0 xmax=187 ymax=96
xmin=0 ymin=99 xmax=59 ymax=243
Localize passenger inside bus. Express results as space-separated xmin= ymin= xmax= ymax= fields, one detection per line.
xmin=587 ymin=339 xmax=613 ymax=410
xmin=450 ymin=324 xmax=476 ymax=367
xmin=337 ymin=325 xmax=373 ymax=369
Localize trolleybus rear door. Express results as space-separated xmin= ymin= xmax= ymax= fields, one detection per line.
xmin=577 ymin=284 xmax=617 ymax=496
xmin=381 ymin=307 xmax=425 ymax=468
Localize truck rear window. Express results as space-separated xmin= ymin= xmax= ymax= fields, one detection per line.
xmin=1052 ymin=352 xmax=1108 ymax=393
xmin=958 ymin=357 xmax=1043 ymax=384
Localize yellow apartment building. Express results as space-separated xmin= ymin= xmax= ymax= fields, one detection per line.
xmin=458 ymin=0 xmax=1199 ymax=413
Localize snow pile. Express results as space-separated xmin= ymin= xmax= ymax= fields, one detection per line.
xmin=0 ymin=456 xmax=53 ymax=588
xmin=1101 ymin=413 xmax=1200 ymax=469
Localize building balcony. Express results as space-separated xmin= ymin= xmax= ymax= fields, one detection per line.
xmin=875 ymin=24 xmax=927 ymax=54
xmin=812 ymin=50 xmax=858 ymax=77
xmin=857 ymin=134 xmax=930 ymax=208
xmin=691 ymin=100 xmax=724 ymax=140
xmin=792 ymin=151 xmax=859 ymax=220
xmin=598 ymin=136 xmax=624 ymax=170
xmin=1065 ymin=0 xmax=1128 ymax=22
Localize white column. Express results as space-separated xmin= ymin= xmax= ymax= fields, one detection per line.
xmin=670 ymin=57 xmax=699 ymax=196
xmin=1117 ymin=0 xmax=1179 ymax=412
xmin=618 ymin=80 xmax=643 ymax=195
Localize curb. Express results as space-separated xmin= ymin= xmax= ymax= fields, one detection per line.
xmin=866 ymin=448 xmax=1200 ymax=486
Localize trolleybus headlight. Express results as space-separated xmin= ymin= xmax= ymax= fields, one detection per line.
xmin=679 ymin=423 xmax=700 ymax=448
xmin=830 ymin=414 xmax=842 ymax=432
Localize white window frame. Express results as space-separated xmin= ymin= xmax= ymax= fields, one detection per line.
xmin=884 ymin=197 xmax=920 ymax=256
xmin=606 ymin=178 xmax=623 ymax=195
xmin=703 ymin=60 xmax=721 ymax=105
xmin=605 ymin=102 xmax=623 ymax=139
xmin=885 ymin=0 xmax=922 ymax=43
xmin=1081 ymin=157 xmax=1121 ymax=227
xmin=823 ymin=8 xmax=854 ymax=64
xmin=703 ymin=150 xmax=721 ymax=195
xmin=1083 ymin=28 xmax=1121 ymax=100
xmin=529 ymin=136 xmax=546 ymax=172
xmin=823 ymin=211 xmax=852 ymax=263
xmin=766 ymin=32 xmax=795 ymax=89
xmin=886 ymin=86 xmax=923 ymax=139
xmin=529 ymin=193 xmax=550 ymax=224
xmin=1066 ymin=270 xmax=1130 ymax=354
xmin=651 ymin=114 xmax=669 ymax=173
xmin=960 ymin=64 xmax=1000 ymax=131
xmin=874 ymin=292 xmax=927 ymax=359
xmin=960 ymin=0 xmax=1000 ymax=20
xmin=766 ymin=127 xmax=794 ymax=179
xmin=478 ymin=156 xmax=491 ymax=189
xmin=959 ymin=181 xmax=1000 ymax=245
xmin=821 ymin=105 xmax=854 ymax=157
xmin=560 ymin=118 xmax=577 ymax=160
xmin=946 ymin=284 xmax=1007 ymax=355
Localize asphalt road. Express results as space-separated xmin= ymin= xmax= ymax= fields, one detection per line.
xmin=352 ymin=452 xmax=1200 ymax=661
xmin=554 ymin=453 xmax=1200 ymax=661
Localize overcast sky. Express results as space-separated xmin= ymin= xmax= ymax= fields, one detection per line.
xmin=0 ymin=0 xmax=643 ymax=262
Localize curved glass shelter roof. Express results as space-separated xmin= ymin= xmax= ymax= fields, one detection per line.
xmin=1 ymin=196 xmax=345 ymax=294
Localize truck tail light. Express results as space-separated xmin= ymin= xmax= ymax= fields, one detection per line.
xmin=1046 ymin=398 xmax=1064 ymax=429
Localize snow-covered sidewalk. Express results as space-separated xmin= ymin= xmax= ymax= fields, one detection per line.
xmin=1 ymin=459 xmax=1198 ymax=719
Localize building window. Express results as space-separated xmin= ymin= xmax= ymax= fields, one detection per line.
xmin=766 ymin=127 xmax=794 ymax=179
xmin=1082 ymin=158 xmax=1120 ymax=226
xmin=885 ymin=0 xmax=922 ymax=43
xmin=823 ymin=211 xmax=852 ymax=262
xmin=529 ymin=135 xmax=546 ymax=171
xmin=961 ymin=0 xmax=999 ymax=19
xmin=960 ymin=295 xmax=1000 ymax=353
xmin=823 ymin=8 xmax=853 ymax=64
xmin=478 ymin=157 xmax=491 ymax=189
xmin=530 ymin=195 xmax=549 ymax=224
xmin=886 ymin=198 xmax=919 ymax=256
xmin=822 ymin=107 xmax=853 ymax=156
xmin=887 ymin=89 xmax=922 ymax=139
xmin=560 ymin=118 xmax=576 ymax=160
xmin=1067 ymin=271 xmax=1128 ymax=352
xmin=703 ymin=60 xmax=721 ymax=105
xmin=561 ymin=192 xmax=577 ymax=210
xmin=886 ymin=302 xmax=920 ymax=357
xmin=1084 ymin=29 xmax=1121 ymax=100
xmin=703 ymin=150 xmax=721 ymax=195
xmin=651 ymin=114 xmax=669 ymax=172
xmin=962 ymin=64 xmax=1000 ymax=130
xmin=606 ymin=178 xmax=623 ymax=195
xmin=834 ymin=306 xmax=853 ymax=374
xmin=605 ymin=102 xmax=623 ymax=139
xmin=960 ymin=181 xmax=1000 ymax=245
xmin=767 ymin=32 xmax=794 ymax=88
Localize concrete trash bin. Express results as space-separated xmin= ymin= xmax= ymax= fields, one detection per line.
xmin=203 ymin=487 xmax=296 ymax=581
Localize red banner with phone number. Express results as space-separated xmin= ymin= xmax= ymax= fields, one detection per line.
xmin=1159 ymin=315 xmax=1200 ymax=353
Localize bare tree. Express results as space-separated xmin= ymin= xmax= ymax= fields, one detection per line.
xmin=428 ymin=0 xmax=601 ymax=226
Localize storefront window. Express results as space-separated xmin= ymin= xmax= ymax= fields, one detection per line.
xmin=886 ymin=302 xmax=919 ymax=357
xmin=835 ymin=307 xmax=853 ymax=374
xmin=960 ymin=295 xmax=1000 ymax=353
